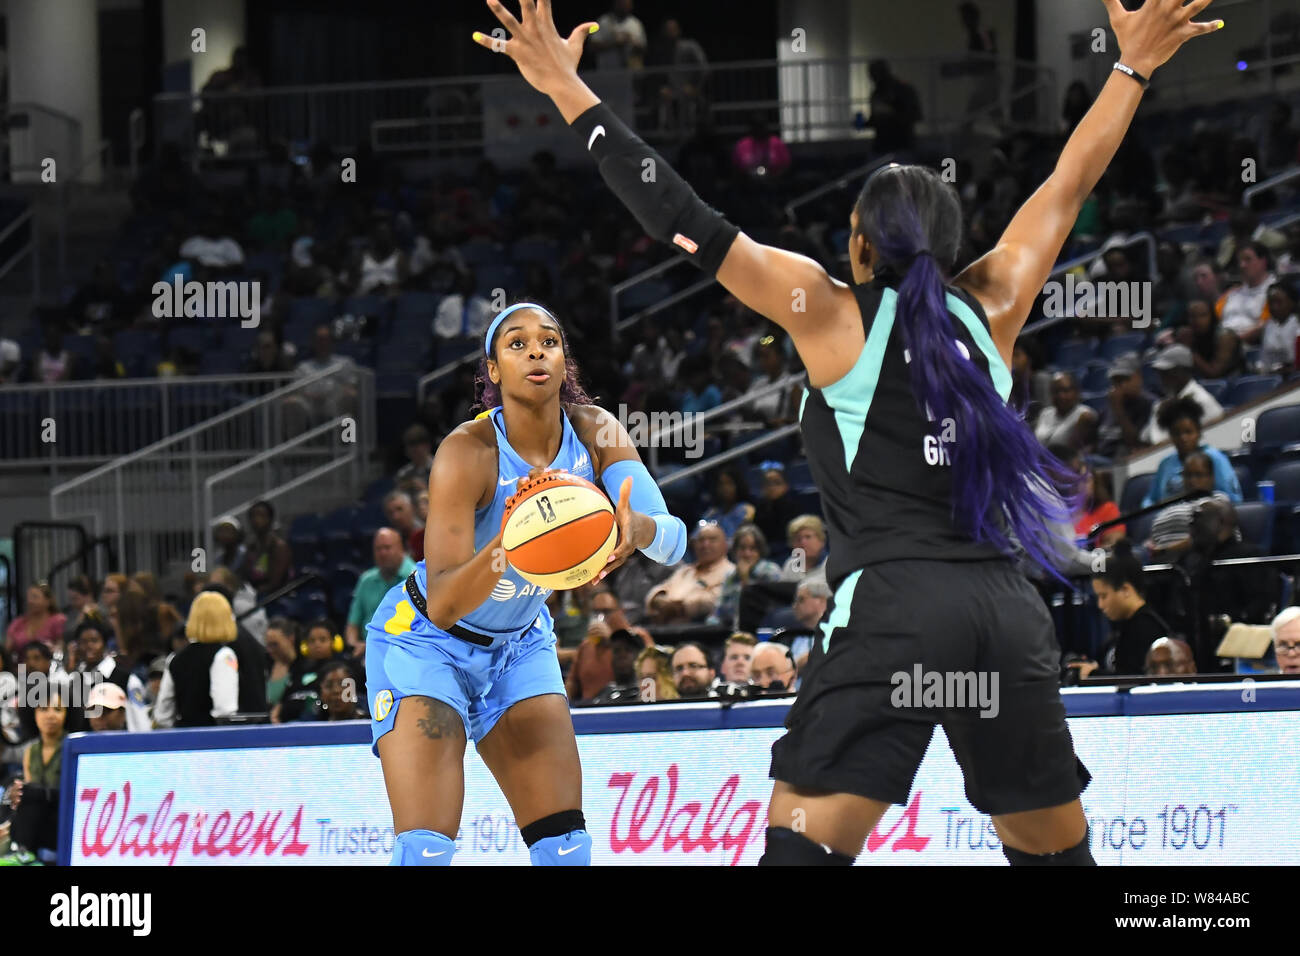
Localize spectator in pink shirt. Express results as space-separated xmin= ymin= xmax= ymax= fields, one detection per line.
xmin=732 ymin=114 xmax=791 ymax=181
xmin=5 ymin=584 xmax=67 ymax=656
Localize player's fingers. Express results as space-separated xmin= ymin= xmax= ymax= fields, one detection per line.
xmin=484 ymin=0 xmax=522 ymax=36
xmin=1183 ymin=0 xmax=1214 ymax=18
xmin=518 ymin=0 xmax=538 ymax=26
xmin=567 ymin=21 xmax=599 ymax=46
xmin=1186 ymin=16 xmax=1224 ymax=36
xmin=471 ymin=30 xmax=508 ymax=54
xmin=1099 ymin=0 xmax=1124 ymax=21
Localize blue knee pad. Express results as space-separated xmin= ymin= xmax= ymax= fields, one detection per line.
xmin=391 ymin=829 xmax=456 ymax=866
xmin=528 ymin=830 xmax=592 ymax=866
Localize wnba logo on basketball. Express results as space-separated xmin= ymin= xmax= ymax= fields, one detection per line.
xmin=536 ymin=495 xmax=557 ymax=522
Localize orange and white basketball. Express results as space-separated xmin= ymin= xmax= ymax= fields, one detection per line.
xmin=501 ymin=471 xmax=618 ymax=590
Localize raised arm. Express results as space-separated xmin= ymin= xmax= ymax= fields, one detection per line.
xmin=473 ymin=0 xmax=860 ymax=385
xmin=955 ymin=0 xmax=1222 ymax=364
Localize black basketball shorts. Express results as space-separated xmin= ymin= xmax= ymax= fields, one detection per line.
xmin=770 ymin=558 xmax=1091 ymax=816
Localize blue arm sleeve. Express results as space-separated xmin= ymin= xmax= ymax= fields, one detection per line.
xmin=600 ymin=458 xmax=688 ymax=565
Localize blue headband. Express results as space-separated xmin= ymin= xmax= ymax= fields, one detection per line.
xmin=484 ymin=302 xmax=557 ymax=357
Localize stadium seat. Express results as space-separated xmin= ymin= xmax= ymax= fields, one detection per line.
xmin=1080 ymin=363 xmax=1111 ymax=393
xmin=290 ymin=534 xmax=322 ymax=569
xmin=1235 ymin=464 xmax=1256 ymax=500
xmin=341 ymin=295 xmax=390 ymax=322
xmin=363 ymin=475 xmax=396 ymax=503
xmin=1253 ymin=404 xmax=1300 ymax=457
xmin=394 ymin=292 xmax=441 ymax=327
xmin=786 ymin=459 xmax=813 ymax=490
xmin=1050 ymin=339 xmax=1096 ymax=370
xmin=622 ymin=279 xmax=672 ymax=313
xmin=1262 ymin=460 xmax=1300 ymax=502
xmin=1226 ymin=375 xmax=1282 ymax=407
xmin=511 ymin=237 xmax=560 ymax=264
xmin=1081 ymin=391 xmax=1108 ymax=415
xmin=1120 ymin=472 xmax=1156 ymax=513
xmin=1235 ymin=502 xmax=1275 ymax=554
xmin=323 ymin=530 xmax=358 ymax=565
xmin=1198 ymin=379 xmax=1228 ymax=404
xmin=199 ymin=351 xmax=243 ymax=375
xmin=1099 ymin=333 xmax=1147 ymax=361
xmin=459 ymin=240 xmax=506 ymax=267
xmin=287 ymin=297 xmax=336 ymax=329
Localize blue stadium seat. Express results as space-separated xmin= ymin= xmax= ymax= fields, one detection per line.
xmin=1198 ymin=378 xmax=1228 ymax=404
xmin=290 ymin=534 xmax=322 ymax=569
xmin=323 ymin=530 xmax=358 ymax=565
xmin=1099 ymin=333 xmax=1147 ymax=361
xmin=435 ymin=339 xmax=479 ymax=366
xmin=622 ymin=279 xmax=671 ymax=312
xmin=459 ymin=240 xmax=506 ymax=267
xmin=363 ymin=475 xmax=396 ymax=503
xmin=1263 ymin=460 xmax=1300 ymax=502
xmin=474 ymin=264 xmax=518 ymax=298
xmin=287 ymin=297 xmax=336 ymax=329
xmin=220 ymin=324 xmax=261 ymax=353
xmin=113 ymin=329 xmax=156 ymax=359
xmin=1235 ymin=502 xmax=1275 ymax=554
xmin=511 ymin=237 xmax=560 ymax=264
xmin=356 ymin=500 xmax=386 ymax=528
xmin=394 ymin=292 xmax=441 ymax=327
xmin=1120 ymin=472 xmax=1156 ymax=513
xmin=1080 ymin=363 xmax=1111 ymax=393
xmin=1126 ymin=512 xmax=1154 ymax=548
xmin=1050 ymin=339 xmax=1095 ymax=369
xmin=199 ymin=351 xmax=243 ymax=375
xmin=1081 ymin=391 xmax=1108 ymax=415
xmin=1253 ymin=404 xmax=1300 ymax=456
xmin=320 ymin=506 xmax=361 ymax=536
xmin=1226 ymin=375 xmax=1282 ymax=407
xmin=290 ymin=513 xmax=323 ymax=538
xmin=166 ymin=325 xmax=210 ymax=353
xmin=792 ymin=489 xmax=822 ymax=517
xmin=1235 ymin=464 xmax=1256 ymax=501
xmin=1142 ymin=364 xmax=1163 ymax=395
xmin=786 ymin=459 xmax=813 ymax=490
xmin=341 ymin=295 xmax=390 ymax=322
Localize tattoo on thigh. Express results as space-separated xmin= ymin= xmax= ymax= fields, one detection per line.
xmin=415 ymin=698 xmax=461 ymax=741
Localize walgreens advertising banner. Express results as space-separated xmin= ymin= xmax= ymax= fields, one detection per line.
xmin=65 ymin=708 xmax=1300 ymax=865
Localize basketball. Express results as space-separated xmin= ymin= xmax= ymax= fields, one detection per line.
xmin=501 ymin=471 xmax=619 ymax=589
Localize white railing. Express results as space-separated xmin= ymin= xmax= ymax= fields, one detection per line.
xmin=202 ymin=415 xmax=360 ymax=559
xmin=152 ymin=54 xmax=1058 ymax=163
xmin=49 ymin=363 xmax=376 ymax=574
xmin=1 ymin=373 xmax=298 ymax=468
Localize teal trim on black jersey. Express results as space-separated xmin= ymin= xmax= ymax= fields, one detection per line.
xmin=819 ymin=568 xmax=862 ymax=654
xmin=945 ymin=292 xmax=1012 ymax=402
xmin=820 ymin=287 xmax=898 ymax=473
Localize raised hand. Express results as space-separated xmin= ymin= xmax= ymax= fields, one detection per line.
xmin=1101 ymin=0 xmax=1222 ymax=78
xmin=472 ymin=0 xmax=598 ymax=98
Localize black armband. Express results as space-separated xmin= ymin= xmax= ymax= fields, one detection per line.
xmin=570 ymin=102 xmax=740 ymax=277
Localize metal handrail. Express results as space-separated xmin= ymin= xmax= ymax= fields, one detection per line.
xmin=1243 ymin=165 xmax=1300 ymax=208
xmin=783 ymin=155 xmax=898 ymax=222
xmin=202 ymin=415 xmax=355 ymax=557
xmin=648 ymin=372 xmax=806 ymax=475
xmin=658 ymin=424 xmax=803 ymax=487
xmin=417 ymin=349 xmax=478 ymax=404
xmin=49 ymin=362 xmax=355 ymax=494
xmin=0 ymin=371 xmax=296 ymax=395
xmin=1048 ymin=230 xmax=1158 ymax=282
xmin=0 ymin=206 xmax=36 ymax=294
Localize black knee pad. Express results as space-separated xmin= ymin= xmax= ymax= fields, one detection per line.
xmin=520 ymin=810 xmax=586 ymax=848
xmin=1003 ymin=829 xmax=1096 ymax=866
xmin=758 ymin=827 xmax=854 ymax=866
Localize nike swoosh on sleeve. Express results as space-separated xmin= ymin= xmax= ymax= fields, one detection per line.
xmin=587 ymin=125 xmax=605 ymax=150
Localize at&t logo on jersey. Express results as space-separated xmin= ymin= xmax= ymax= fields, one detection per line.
xmin=489 ymin=578 xmax=552 ymax=602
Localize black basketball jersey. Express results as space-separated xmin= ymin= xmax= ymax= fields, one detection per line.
xmin=799 ymin=275 xmax=1013 ymax=591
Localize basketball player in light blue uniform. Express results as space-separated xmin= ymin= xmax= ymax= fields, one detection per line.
xmin=366 ymin=301 xmax=688 ymax=866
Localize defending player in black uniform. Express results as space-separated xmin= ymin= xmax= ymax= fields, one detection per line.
xmin=476 ymin=0 xmax=1223 ymax=865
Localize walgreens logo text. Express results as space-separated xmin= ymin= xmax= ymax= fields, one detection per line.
xmin=78 ymin=783 xmax=309 ymax=865
xmin=607 ymin=766 xmax=931 ymax=865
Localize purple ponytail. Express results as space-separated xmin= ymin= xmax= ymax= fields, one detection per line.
xmin=857 ymin=165 xmax=1082 ymax=579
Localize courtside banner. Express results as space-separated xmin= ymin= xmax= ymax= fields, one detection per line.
xmin=60 ymin=687 xmax=1300 ymax=865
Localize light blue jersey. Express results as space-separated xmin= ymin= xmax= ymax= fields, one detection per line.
xmin=366 ymin=404 xmax=594 ymax=751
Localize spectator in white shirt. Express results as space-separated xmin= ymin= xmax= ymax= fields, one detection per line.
xmin=1259 ymin=279 xmax=1300 ymax=373
xmin=1220 ymin=242 xmax=1277 ymax=344
xmin=286 ymin=324 xmax=360 ymax=430
xmin=1142 ymin=344 xmax=1225 ymax=446
xmin=179 ymin=216 xmax=245 ymax=271
xmin=433 ymin=269 xmax=494 ymax=339
xmin=591 ymin=0 xmax=646 ymax=70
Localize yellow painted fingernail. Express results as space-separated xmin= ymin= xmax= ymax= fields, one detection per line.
xmin=589 ymin=24 xmax=599 ymax=34
xmin=473 ymin=31 xmax=484 ymax=42
xmin=1216 ymin=20 xmax=1224 ymax=29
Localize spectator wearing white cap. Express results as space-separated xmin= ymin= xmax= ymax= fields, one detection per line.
xmin=212 ymin=516 xmax=247 ymax=575
xmin=85 ymin=682 xmax=127 ymax=732
xmin=1141 ymin=345 xmax=1225 ymax=446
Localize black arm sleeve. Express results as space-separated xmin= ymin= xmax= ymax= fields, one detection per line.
xmin=570 ymin=101 xmax=740 ymax=277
